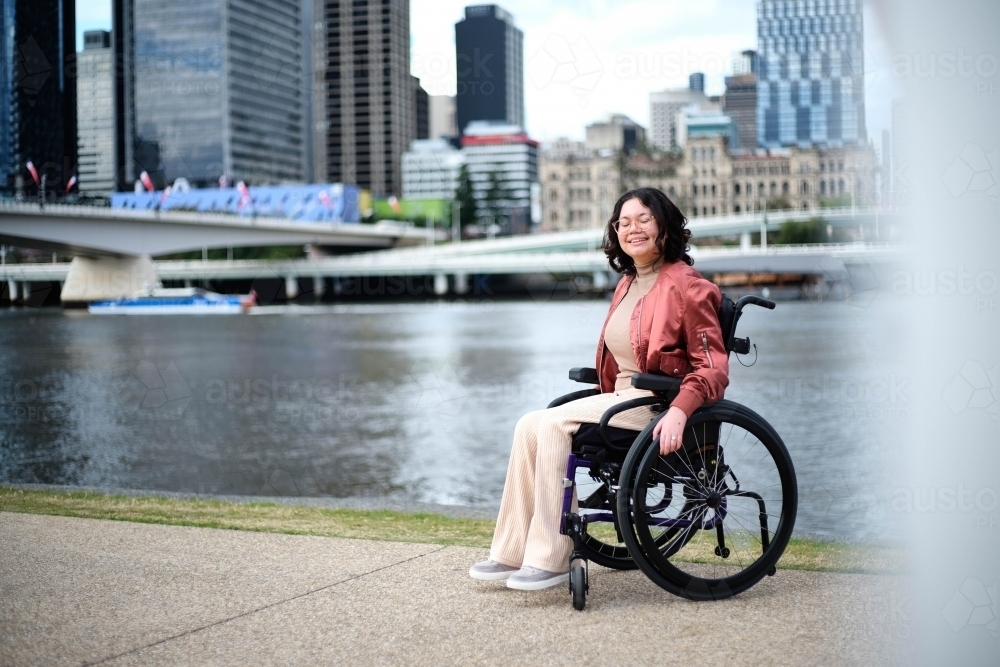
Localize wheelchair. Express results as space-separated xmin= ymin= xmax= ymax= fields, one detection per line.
xmin=547 ymin=295 xmax=798 ymax=610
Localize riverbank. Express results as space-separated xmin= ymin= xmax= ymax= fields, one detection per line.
xmin=0 ymin=486 xmax=903 ymax=575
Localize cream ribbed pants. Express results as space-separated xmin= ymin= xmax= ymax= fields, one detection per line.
xmin=489 ymin=387 xmax=658 ymax=573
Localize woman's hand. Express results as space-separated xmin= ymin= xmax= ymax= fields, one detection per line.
xmin=653 ymin=406 xmax=688 ymax=456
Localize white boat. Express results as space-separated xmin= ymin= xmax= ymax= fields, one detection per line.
xmin=88 ymin=288 xmax=257 ymax=315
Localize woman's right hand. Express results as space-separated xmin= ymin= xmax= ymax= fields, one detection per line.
xmin=653 ymin=406 xmax=688 ymax=456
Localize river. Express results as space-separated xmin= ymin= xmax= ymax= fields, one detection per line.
xmin=0 ymin=297 xmax=903 ymax=541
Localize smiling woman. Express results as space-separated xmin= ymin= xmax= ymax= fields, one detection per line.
xmin=469 ymin=186 xmax=729 ymax=591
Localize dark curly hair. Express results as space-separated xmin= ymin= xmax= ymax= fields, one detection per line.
xmin=603 ymin=187 xmax=693 ymax=275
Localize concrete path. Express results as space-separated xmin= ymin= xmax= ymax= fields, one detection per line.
xmin=1 ymin=513 xmax=912 ymax=667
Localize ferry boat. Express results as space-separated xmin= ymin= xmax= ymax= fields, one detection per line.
xmin=88 ymin=288 xmax=257 ymax=315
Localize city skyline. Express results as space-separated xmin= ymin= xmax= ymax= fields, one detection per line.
xmin=76 ymin=0 xmax=894 ymax=149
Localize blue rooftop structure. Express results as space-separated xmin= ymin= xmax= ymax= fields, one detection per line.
xmin=111 ymin=184 xmax=361 ymax=223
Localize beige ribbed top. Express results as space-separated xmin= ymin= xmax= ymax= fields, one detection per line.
xmin=605 ymin=258 xmax=663 ymax=390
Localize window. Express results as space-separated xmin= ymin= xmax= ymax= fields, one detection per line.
xmin=735 ymin=204 xmax=741 ymax=213
xmin=782 ymin=182 xmax=789 ymax=195
xmin=734 ymin=183 xmax=741 ymax=195
xmin=711 ymin=184 xmax=717 ymax=196
xmin=801 ymin=180 xmax=809 ymax=194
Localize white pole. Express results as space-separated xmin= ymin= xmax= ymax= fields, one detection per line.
xmin=452 ymin=201 xmax=461 ymax=244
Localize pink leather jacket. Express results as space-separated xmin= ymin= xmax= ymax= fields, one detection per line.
xmin=595 ymin=259 xmax=730 ymax=417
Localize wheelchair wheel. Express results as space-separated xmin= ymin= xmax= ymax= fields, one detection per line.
xmin=574 ymin=465 xmax=637 ymax=570
xmin=570 ymin=564 xmax=587 ymax=610
xmin=617 ymin=400 xmax=797 ymax=601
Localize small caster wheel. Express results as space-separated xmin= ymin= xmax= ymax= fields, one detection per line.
xmin=767 ymin=565 xmax=777 ymax=576
xmin=570 ymin=565 xmax=587 ymax=611
xmin=714 ymin=546 xmax=730 ymax=559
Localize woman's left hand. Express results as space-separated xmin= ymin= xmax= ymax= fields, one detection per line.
xmin=653 ymin=406 xmax=688 ymax=456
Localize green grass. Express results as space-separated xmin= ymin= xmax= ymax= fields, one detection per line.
xmin=0 ymin=486 xmax=905 ymax=575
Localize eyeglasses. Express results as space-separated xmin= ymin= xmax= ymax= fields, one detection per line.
xmin=612 ymin=216 xmax=655 ymax=234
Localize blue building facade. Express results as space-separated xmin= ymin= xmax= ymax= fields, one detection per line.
xmin=757 ymin=0 xmax=865 ymax=149
xmin=127 ymin=0 xmax=306 ymax=188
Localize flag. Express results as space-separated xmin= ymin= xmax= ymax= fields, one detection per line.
xmin=25 ymin=161 xmax=40 ymax=186
xmin=64 ymin=175 xmax=77 ymax=193
xmin=159 ymin=185 xmax=172 ymax=206
xmin=139 ymin=171 xmax=155 ymax=193
xmin=388 ymin=195 xmax=402 ymax=214
xmin=218 ymin=175 xmax=230 ymax=189
xmin=236 ymin=181 xmax=251 ymax=211
xmin=318 ymin=189 xmax=333 ymax=209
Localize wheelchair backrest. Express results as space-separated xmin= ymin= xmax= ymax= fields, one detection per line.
xmin=718 ymin=294 xmax=737 ymax=350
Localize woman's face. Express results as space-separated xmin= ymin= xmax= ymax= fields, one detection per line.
xmin=615 ymin=198 xmax=662 ymax=266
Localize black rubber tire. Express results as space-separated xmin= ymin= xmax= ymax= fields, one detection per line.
xmin=616 ymin=400 xmax=797 ymax=601
xmin=570 ymin=565 xmax=587 ymax=611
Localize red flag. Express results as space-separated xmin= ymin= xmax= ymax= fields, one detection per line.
xmin=387 ymin=195 xmax=402 ymax=214
xmin=65 ymin=175 xmax=77 ymax=193
xmin=236 ymin=181 xmax=251 ymax=211
xmin=26 ymin=161 xmax=40 ymax=186
xmin=318 ymin=189 xmax=333 ymax=209
xmin=139 ymin=171 xmax=155 ymax=193
xmin=159 ymin=185 xmax=172 ymax=206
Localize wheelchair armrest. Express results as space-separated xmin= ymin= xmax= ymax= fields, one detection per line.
xmin=631 ymin=373 xmax=681 ymax=394
xmin=547 ymin=388 xmax=599 ymax=409
xmin=569 ymin=367 xmax=599 ymax=384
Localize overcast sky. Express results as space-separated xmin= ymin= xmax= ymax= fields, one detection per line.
xmin=76 ymin=0 xmax=895 ymax=146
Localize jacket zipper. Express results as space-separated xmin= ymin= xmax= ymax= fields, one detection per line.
xmin=636 ymin=295 xmax=645 ymax=370
xmin=700 ymin=332 xmax=715 ymax=369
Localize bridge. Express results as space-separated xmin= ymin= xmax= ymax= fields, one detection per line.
xmin=0 ymin=201 xmax=900 ymax=303
xmin=2 ymin=242 xmax=902 ymax=301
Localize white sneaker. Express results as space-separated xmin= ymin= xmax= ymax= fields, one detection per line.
xmin=506 ymin=566 xmax=569 ymax=591
xmin=469 ymin=559 xmax=519 ymax=581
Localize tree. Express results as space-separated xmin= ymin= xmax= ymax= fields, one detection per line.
xmin=483 ymin=169 xmax=507 ymax=227
xmin=453 ymin=163 xmax=478 ymax=233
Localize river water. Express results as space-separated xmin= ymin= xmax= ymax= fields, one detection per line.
xmin=0 ymin=298 xmax=903 ymax=541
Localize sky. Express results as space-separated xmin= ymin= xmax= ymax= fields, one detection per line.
xmin=75 ymin=0 xmax=895 ymax=146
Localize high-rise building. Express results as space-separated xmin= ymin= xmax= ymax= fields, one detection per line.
xmin=723 ymin=73 xmax=758 ymax=150
xmin=757 ymin=0 xmax=866 ymax=148
xmin=0 ymin=0 xmax=77 ymax=194
xmin=688 ymin=72 xmax=706 ymax=93
xmin=428 ymin=95 xmax=457 ymax=140
xmin=413 ymin=77 xmax=429 ymax=141
xmin=402 ymin=139 xmax=465 ymax=200
xmin=461 ymin=122 xmax=537 ymax=233
xmin=649 ymin=89 xmax=716 ymax=152
xmin=454 ymin=5 xmax=524 ymax=135
xmin=123 ymin=0 xmax=306 ymax=188
xmin=77 ymin=31 xmax=115 ymax=196
xmin=112 ymin=0 xmax=136 ymax=189
xmin=313 ymin=0 xmax=412 ymax=196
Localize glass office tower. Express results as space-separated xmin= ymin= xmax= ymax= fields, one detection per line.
xmin=454 ymin=5 xmax=524 ymax=136
xmin=129 ymin=0 xmax=306 ymax=187
xmin=0 ymin=0 xmax=77 ymax=194
xmin=757 ymin=0 xmax=865 ymax=148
